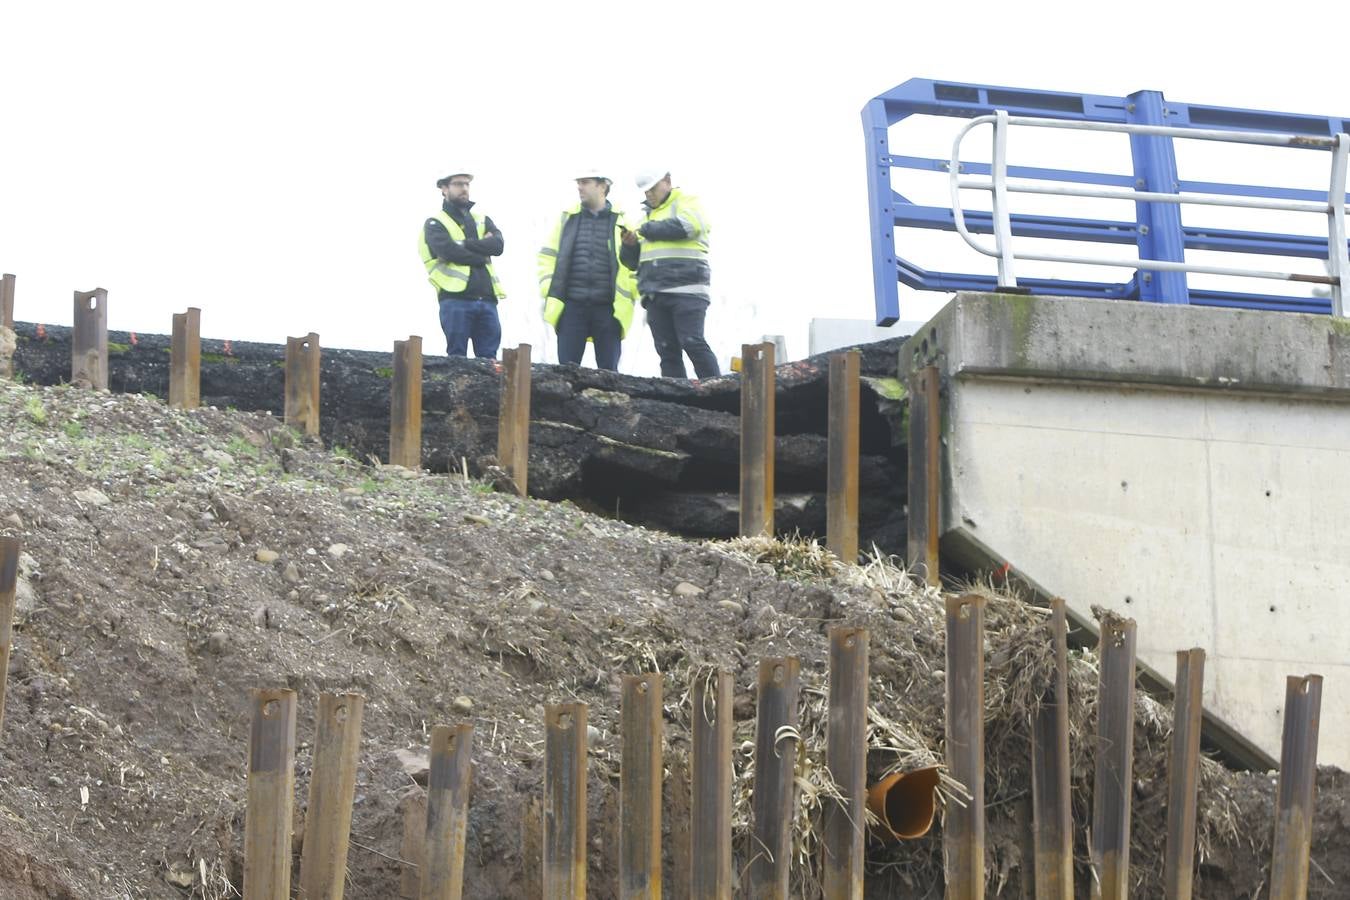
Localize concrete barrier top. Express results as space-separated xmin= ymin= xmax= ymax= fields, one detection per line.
xmin=901 ymin=292 xmax=1350 ymax=399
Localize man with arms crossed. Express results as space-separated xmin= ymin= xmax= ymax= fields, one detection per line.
xmin=418 ymin=168 xmax=505 ymax=357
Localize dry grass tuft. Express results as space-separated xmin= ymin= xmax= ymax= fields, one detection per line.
xmin=689 ymin=538 xmax=1252 ymax=895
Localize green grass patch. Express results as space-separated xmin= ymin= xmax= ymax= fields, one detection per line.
xmin=863 ymin=376 xmax=906 ymax=401
xmin=227 ymin=435 xmax=261 ymax=459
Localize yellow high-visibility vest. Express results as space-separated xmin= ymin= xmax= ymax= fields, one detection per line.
xmin=639 ymin=187 xmax=709 ymax=265
xmin=537 ymin=204 xmax=637 ymax=338
xmin=418 ymin=209 xmax=505 ymax=298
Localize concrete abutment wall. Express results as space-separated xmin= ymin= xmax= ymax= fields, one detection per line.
xmin=903 ymin=292 xmax=1350 ymax=767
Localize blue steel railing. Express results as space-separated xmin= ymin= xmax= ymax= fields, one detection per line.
xmin=862 ymin=79 xmax=1350 ymax=325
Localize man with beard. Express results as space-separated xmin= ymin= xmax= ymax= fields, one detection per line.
xmin=418 ymin=168 xmax=505 ymax=357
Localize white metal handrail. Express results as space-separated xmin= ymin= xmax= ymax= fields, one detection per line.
xmin=947 ymin=111 xmax=1350 ymax=315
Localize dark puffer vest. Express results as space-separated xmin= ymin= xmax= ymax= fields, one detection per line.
xmin=561 ymin=206 xmax=618 ymax=304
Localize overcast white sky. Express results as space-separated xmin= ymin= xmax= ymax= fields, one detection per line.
xmin=3 ymin=1 xmax=1348 ymax=375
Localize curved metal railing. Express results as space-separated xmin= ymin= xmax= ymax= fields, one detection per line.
xmin=946 ymin=111 xmax=1350 ymax=315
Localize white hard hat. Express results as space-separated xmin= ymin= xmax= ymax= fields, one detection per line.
xmin=436 ymin=170 xmax=473 ymax=187
xmin=635 ymin=169 xmax=669 ymax=192
xmin=575 ymin=167 xmax=611 ymax=183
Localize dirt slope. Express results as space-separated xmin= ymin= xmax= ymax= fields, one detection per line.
xmin=0 ymin=378 xmax=1346 ymax=898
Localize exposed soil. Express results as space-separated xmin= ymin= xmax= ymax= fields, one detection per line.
xmin=0 ymin=377 xmax=1347 ymax=898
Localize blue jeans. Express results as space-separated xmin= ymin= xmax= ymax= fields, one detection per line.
xmin=439 ymin=298 xmax=501 ymax=358
xmin=557 ymin=301 xmax=622 ymax=370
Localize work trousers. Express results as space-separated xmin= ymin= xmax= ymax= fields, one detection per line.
xmin=557 ymin=301 xmax=622 ymax=371
xmin=645 ymin=292 xmax=719 ymax=380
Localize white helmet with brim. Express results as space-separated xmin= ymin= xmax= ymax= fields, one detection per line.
xmin=635 ymin=169 xmax=669 ymax=192
xmin=436 ymin=170 xmax=473 ymax=188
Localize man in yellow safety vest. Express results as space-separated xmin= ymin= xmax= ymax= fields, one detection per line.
xmin=418 ymin=168 xmax=505 ymax=357
xmin=537 ymin=169 xmax=637 ymax=370
xmin=620 ymin=169 xmax=719 ymax=380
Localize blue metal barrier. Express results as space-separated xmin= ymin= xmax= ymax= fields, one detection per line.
xmin=863 ymin=78 xmax=1350 ymax=325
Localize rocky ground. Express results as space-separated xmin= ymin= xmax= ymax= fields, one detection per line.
xmin=0 ymin=377 xmax=1347 ymax=898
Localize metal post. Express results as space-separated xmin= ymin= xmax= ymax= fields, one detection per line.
xmin=1163 ymin=649 xmax=1205 ymax=900
xmin=748 ymin=657 xmax=800 ymax=899
xmin=620 ymin=674 xmax=663 ymax=899
xmin=71 ymin=288 xmax=108 ymax=390
xmin=1126 ymin=90 xmax=1189 ymax=304
xmin=1270 ymin=674 xmax=1324 ymax=900
xmin=907 ymin=366 xmax=941 ymax=585
xmin=863 ymin=97 xmax=902 ymax=327
xmin=390 ymin=336 xmax=423 ymax=469
xmin=285 ymin=333 xmax=321 ymax=436
xmin=498 ymin=344 xmax=531 ymax=497
xmin=245 ymin=688 xmax=298 ymax=900
xmin=1326 ymin=134 xmax=1350 ymax=318
xmin=739 ymin=341 xmax=776 ymax=537
xmin=823 ymin=628 xmax=868 ymax=900
xmin=169 ymin=308 xmax=201 ymax=410
xmin=0 ymin=538 xmax=19 ymax=736
xmin=991 ymin=109 xmax=1017 ymax=288
xmin=1 ymin=273 xmax=15 ymax=379
xmin=826 ymin=351 xmax=860 ymax=563
xmin=400 ymin=790 xmax=428 ymax=899
xmin=690 ymin=669 xmax=732 ymax=900
xmin=298 ymin=693 xmax=365 ymax=900
xmin=1091 ymin=617 xmax=1136 ymax=900
xmin=945 ymin=595 xmax=985 ymax=900
xmin=0 ymin=274 xmax=13 ymax=330
xmin=543 ymin=702 xmax=587 ymax=899
xmin=422 ymin=724 xmax=474 ymax=900
xmin=1031 ymin=598 xmax=1073 ymax=899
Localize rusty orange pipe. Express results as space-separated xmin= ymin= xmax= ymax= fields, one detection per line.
xmin=866 ymin=766 xmax=941 ymax=841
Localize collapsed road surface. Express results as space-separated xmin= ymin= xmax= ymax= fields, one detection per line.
xmin=10 ymin=323 xmax=911 ymax=554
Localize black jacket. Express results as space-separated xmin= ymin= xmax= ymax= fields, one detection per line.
xmin=424 ymin=199 xmax=505 ymax=302
xmin=553 ymin=204 xmax=620 ymax=305
xmin=618 ymin=209 xmax=709 ymax=297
